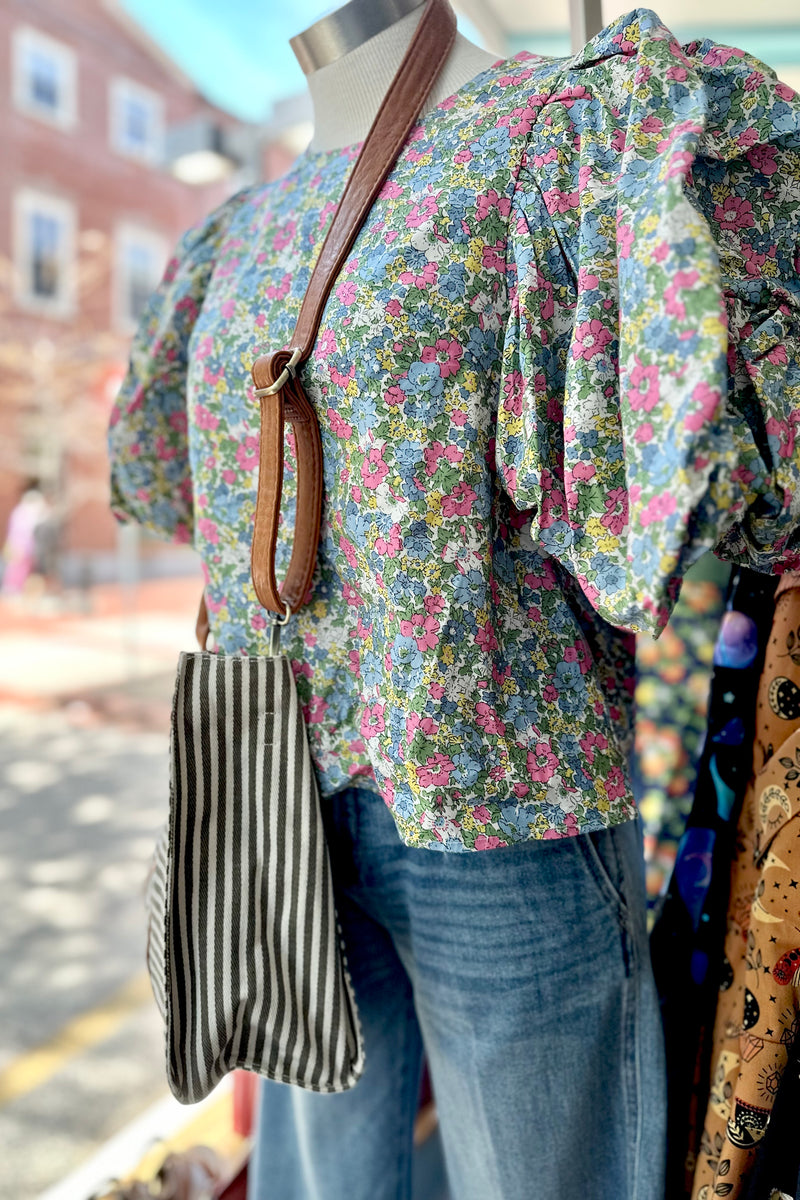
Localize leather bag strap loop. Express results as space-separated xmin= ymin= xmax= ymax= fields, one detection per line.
xmin=249 ymin=0 xmax=457 ymax=618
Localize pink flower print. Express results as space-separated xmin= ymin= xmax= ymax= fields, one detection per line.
xmin=384 ymin=385 xmax=406 ymax=407
xmin=399 ymin=261 xmax=438 ymax=290
xmin=617 ymin=223 xmax=634 ymax=259
xmin=776 ymin=81 xmax=797 ymax=101
xmin=542 ymin=683 xmax=558 ymax=704
xmin=474 ymin=834 xmax=507 ymax=850
xmin=766 ymin=416 xmax=797 ymax=459
xmin=601 ymin=487 xmax=629 ymax=535
xmin=634 ymin=421 xmax=654 ymax=445
xmin=666 ymin=65 xmax=688 ymax=82
xmin=379 ymin=180 xmax=404 ymax=200
xmin=422 ymin=338 xmax=463 ymax=379
xmin=197 ymin=518 xmax=219 ymax=545
xmin=375 ymin=523 xmax=402 ymax=558
xmin=639 ymin=115 xmax=664 ymax=134
xmin=342 ymin=582 xmax=364 ymax=607
xmin=475 ymin=703 xmax=506 ymax=737
xmin=336 ymin=280 xmax=357 ymax=306
xmin=745 ymin=144 xmax=778 ymax=176
xmin=502 ymin=370 xmax=524 ymax=416
xmin=473 ymin=806 xmax=491 ymax=826
xmin=303 ymin=695 xmax=329 ymax=725
xmin=155 ymin=436 xmax=177 ymax=461
xmin=429 ymin=683 xmax=445 ymax=700
xmin=606 ymin=766 xmax=627 ymax=801
xmin=361 ymin=446 xmax=388 ymax=489
xmin=316 ymin=329 xmax=337 ymax=359
xmin=406 ymin=197 xmax=438 ymax=228
xmin=424 ymin=593 xmax=445 ymax=616
xmin=452 ymin=409 xmax=468 ymax=427
xmin=174 ymin=523 xmax=191 ymax=545
xmin=327 ymin=408 xmax=354 ymax=439
xmin=195 ymin=404 xmax=219 ymax=431
xmin=417 ymin=754 xmax=455 ymax=788
xmin=482 ymin=242 xmax=506 ymax=273
xmin=400 ymin=613 xmax=440 ymax=652
xmin=273 ymin=220 xmax=296 ymax=251
xmin=713 ymin=195 xmax=755 ymax=232
xmin=441 ymin=482 xmax=477 ymax=518
xmin=572 ymin=318 xmax=612 ymax=361
xmin=572 ymin=461 xmax=596 ymax=484
xmin=475 ymin=621 xmax=499 ymax=653
xmin=236 ymin=436 xmax=259 ymax=470
xmin=542 ymin=187 xmax=580 ymax=215
xmin=251 ymin=612 xmax=267 ymax=631
xmin=526 ymin=740 xmax=559 ymax=782
xmin=360 ymin=703 xmax=386 ymax=739
xmin=702 ymin=45 xmax=744 ymax=66
xmin=476 ymin=188 xmax=512 ymax=221
xmin=638 ymin=491 xmax=677 ymax=528
xmin=169 ymin=411 xmax=188 ymax=433
xmin=330 ymin=363 xmax=355 ymax=388
xmin=684 ymin=382 xmax=721 ymax=432
xmin=339 ymin=536 xmax=358 ymax=570
xmin=222 ymin=469 xmax=236 ymax=485
xmin=627 ymin=359 xmax=660 ymax=413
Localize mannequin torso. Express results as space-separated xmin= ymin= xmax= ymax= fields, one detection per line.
xmin=292 ymin=0 xmax=496 ymax=152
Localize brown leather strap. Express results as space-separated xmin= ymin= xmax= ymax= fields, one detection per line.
xmin=248 ymin=0 xmax=457 ymax=618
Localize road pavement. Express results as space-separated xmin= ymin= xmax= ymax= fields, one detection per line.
xmin=0 ymin=577 xmax=201 ymax=1198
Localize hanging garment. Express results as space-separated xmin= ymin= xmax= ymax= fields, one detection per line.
xmin=691 ymin=577 xmax=800 ymax=1199
xmin=108 ymin=9 xmax=800 ymax=851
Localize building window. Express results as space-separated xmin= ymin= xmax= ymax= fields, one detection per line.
xmin=114 ymin=226 xmax=166 ymax=330
xmin=12 ymin=26 xmax=77 ymax=128
xmin=110 ymin=78 xmax=164 ymax=164
xmin=13 ymin=190 xmax=76 ymax=317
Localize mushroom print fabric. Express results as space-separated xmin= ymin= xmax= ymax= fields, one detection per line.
xmin=692 ymin=578 xmax=800 ymax=1199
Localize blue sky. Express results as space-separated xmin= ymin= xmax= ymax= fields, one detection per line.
xmin=119 ymin=0 xmax=484 ymax=122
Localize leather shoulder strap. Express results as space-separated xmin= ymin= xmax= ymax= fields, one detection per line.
xmin=248 ymin=0 xmax=457 ymax=618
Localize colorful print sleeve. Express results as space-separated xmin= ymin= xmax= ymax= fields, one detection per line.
xmin=498 ymin=12 xmax=800 ymax=635
xmin=108 ymin=191 xmax=251 ymax=544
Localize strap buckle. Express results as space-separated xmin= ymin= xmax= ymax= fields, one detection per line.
xmin=254 ymin=348 xmax=302 ymax=398
xmin=267 ymin=602 xmax=293 ymax=657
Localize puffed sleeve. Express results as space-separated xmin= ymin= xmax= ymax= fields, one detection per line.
xmin=108 ymin=190 xmax=250 ymax=544
xmin=497 ymin=9 xmax=800 ymax=635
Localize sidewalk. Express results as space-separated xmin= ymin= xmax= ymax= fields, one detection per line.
xmin=0 ymin=576 xmax=203 ymax=729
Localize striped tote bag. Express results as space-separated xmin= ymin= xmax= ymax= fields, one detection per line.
xmin=145 ymin=650 xmax=364 ymax=1104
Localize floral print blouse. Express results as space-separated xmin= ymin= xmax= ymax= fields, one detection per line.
xmin=109 ymin=9 xmax=800 ymax=851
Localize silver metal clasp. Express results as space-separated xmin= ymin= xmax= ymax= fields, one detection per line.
xmin=268 ymin=602 xmax=293 ymax=657
xmin=254 ymin=348 xmax=302 ymax=398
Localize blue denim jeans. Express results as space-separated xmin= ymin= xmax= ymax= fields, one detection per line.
xmin=247 ymin=788 xmax=666 ymax=1200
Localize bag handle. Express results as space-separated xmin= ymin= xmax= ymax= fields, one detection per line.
xmin=247 ymin=0 xmax=457 ymax=619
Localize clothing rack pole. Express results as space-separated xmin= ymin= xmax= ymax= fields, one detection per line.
xmin=568 ymin=0 xmax=604 ymax=52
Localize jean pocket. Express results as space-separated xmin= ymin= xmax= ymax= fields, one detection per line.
xmin=575 ymin=826 xmax=631 ymax=919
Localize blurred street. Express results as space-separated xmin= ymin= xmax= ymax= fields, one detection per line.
xmin=0 ymin=575 xmax=205 ymax=1198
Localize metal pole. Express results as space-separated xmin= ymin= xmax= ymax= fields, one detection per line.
xmin=568 ymin=0 xmax=604 ymax=53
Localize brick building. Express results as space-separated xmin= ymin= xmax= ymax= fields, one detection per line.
xmin=0 ymin=0 xmax=248 ymax=584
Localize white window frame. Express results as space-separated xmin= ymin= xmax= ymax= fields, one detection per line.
xmin=113 ymin=223 xmax=167 ymax=333
xmin=12 ymin=25 xmax=77 ymax=129
xmin=13 ymin=188 xmax=77 ymax=319
xmin=109 ymin=77 xmax=165 ymax=165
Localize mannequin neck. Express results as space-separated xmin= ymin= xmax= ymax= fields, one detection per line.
xmin=292 ymin=2 xmax=496 ymax=153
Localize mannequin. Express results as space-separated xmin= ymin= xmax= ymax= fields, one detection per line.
xmin=111 ymin=1 xmax=800 ymax=1194
xmin=291 ymin=0 xmax=496 ymax=152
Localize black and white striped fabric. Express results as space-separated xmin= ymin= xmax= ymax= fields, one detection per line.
xmin=145 ymin=650 xmax=364 ymax=1104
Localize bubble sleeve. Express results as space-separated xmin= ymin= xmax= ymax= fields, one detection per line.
xmin=108 ymin=191 xmax=250 ymax=545
xmin=497 ymin=11 xmax=800 ymax=634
